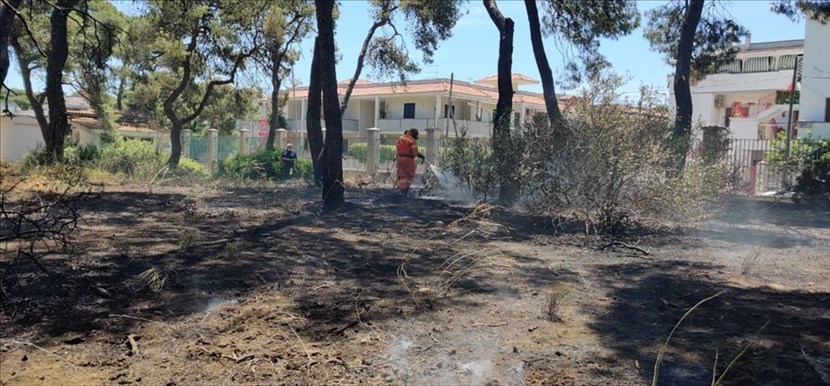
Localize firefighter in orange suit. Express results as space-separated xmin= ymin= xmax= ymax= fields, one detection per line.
xmin=396 ymin=128 xmax=425 ymax=196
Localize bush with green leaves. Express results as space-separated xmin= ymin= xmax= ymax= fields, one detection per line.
xmin=348 ymin=143 xmax=396 ymax=163
xmin=217 ymin=150 xmax=312 ymax=181
xmin=97 ymin=138 xmax=166 ymax=176
xmin=440 ymin=131 xmax=497 ymax=199
xmin=792 ymin=141 xmax=830 ymax=204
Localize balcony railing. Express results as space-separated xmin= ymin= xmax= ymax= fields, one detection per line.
xmin=377 ymin=118 xmax=494 ymax=137
xmin=284 ymin=119 xmax=358 ymax=132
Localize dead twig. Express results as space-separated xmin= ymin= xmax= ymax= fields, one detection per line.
xmin=596 ymin=241 xmax=650 ymax=255
xmin=470 ymin=322 xmax=508 ymax=328
xmin=126 ymin=334 xmax=139 ymax=356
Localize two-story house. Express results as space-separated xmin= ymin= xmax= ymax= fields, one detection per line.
xmin=270 ymin=73 xmax=573 ymax=147
xmin=669 ymin=34 xmax=803 ymax=140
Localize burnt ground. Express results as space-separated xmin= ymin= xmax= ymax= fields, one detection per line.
xmin=1 ymin=185 xmax=829 ymax=385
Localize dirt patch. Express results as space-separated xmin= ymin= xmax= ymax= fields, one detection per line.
xmin=2 ymin=187 xmax=829 ymax=385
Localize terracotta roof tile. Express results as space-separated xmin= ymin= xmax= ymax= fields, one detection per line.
xmin=287 ymin=77 xmax=568 ymax=108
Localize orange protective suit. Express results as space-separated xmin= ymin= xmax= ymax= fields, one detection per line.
xmin=396 ymin=133 xmax=420 ymax=191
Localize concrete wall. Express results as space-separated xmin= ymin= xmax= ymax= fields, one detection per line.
xmin=800 ymin=18 xmax=830 ymax=123
xmin=0 ymin=115 xmax=44 ymax=162
xmin=384 ymin=95 xmax=436 ymax=120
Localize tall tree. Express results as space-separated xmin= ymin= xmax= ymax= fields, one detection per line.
xmin=484 ymin=0 xmax=518 ymax=204
xmin=144 ymin=0 xmax=266 ymax=167
xmin=261 ymin=0 xmax=313 ymax=150
xmin=524 ymin=0 xmax=639 ymax=124
xmin=523 ymin=0 xmax=559 ymax=122
xmin=306 ymin=37 xmax=325 ymax=187
xmin=1 ymin=0 xmax=23 ymax=90
xmin=645 ymin=0 xmax=746 ymax=170
xmin=10 ymin=0 xmax=83 ymax=162
xmin=315 ymin=0 xmax=344 ymax=207
xmin=44 ymin=0 xmax=82 ymax=162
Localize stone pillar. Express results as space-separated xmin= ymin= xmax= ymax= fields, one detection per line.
xmin=434 ymin=94 xmax=441 ymax=127
xmin=276 ymin=128 xmax=288 ymax=150
xmin=519 ymin=103 xmax=526 ymax=128
xmin=374 ymin=96 xmax=380 ymax=128
xmin=239 ymin=128 xmax=250 ymax=154
xmin=425 ymin=127 xmax=440 ymax=166
xmin=181 ymin=129 xmax=191 ymax=159
xmin=208 ymin=128 xmax=219 ymax=171
xmin=366 ymin=128 xmax=381 ymax=174
xmin=300 ymin=99 xmax=307 ymax=135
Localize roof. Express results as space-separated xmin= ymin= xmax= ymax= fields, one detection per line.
xmin=288 ymin=77 xmax=564 ymax=107
xmin=338 ymin=78 xmax=374 ymax=85
xmin=746 ymin=39 xmax=803 ymax=51
xmin=474 ymin=73 xmax=540 ymax=85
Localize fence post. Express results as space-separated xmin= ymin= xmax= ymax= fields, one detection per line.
xmin=276 ymin=128 xmax=288 ymax=150
xmin=425 ymin=127 xmax=440 ymax=166
xmin=366 ymin=128 xmax=381 ymax=174
xmin=181 ymin=129 xmax=191 ymax=159
xmin=239 ymin=128 xmax=250 ymax=154
xmin=208 ymin=128 xmax=219 ymax=172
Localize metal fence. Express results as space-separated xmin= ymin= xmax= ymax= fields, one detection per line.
xmin=217 ymin=136 xmax=239 ymax=161
xmin=725 ymin=138 xmax=825 ymax=195
xmin=190 ymin=136 xmax=209 ymax=161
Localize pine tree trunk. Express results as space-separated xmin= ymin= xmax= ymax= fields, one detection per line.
xmin=316 ymin=0 xmax=344 ymax=208
xmin=168 ymin=119 xmax=182 ymax=167
xmin=306 ymin=37 xmax=325 ymax=187
xmin=524 ymin=0 xmax=560 ymax=123
xmin=485 ymin=0 xmax=518 ymax=205
xmin=672 ymin=0 xmax=704 ymax=171
xmin=0 ymin=0 xmax=22 ymax=88
xmin=44 ymin=0 xmax=80 ymax=162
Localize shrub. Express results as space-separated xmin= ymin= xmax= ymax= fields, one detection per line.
xmin=64 ymin=143 xmax=101 ymax=166
xmin=517 ymin=73 xmax=713 ymax=235
xmin=97 ymin=138 xmax=166 ymax=176
xmin=175 ymin=157 xmax=211 ymax=179
xmin=348 ymin=143 xmax=396 ymax=163
xmin=22 ymin=142 xmax=101 ymax=169
xmin=440 ymin=131 xmax=497 ymax=198
xmin=217 ymin=150 xmax=313 ymax=181
xmin=792 ymin=141 xmax=830 ymax=204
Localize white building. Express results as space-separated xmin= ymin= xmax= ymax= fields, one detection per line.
xmin=669 ymin=35 xmax=803 ymax=140
xmin=798 ymin=17 xmax=830 ymax=137
xmin=270 ymin=73 xmax=573 ymax=146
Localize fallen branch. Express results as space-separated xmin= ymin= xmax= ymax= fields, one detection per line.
xmin=596 ymin=241 xmax=650 ymax=256
xmin=126 ymin=334 xmax=139 ymax=356
xmin=470 ymin=322 xmax=508 ymax=328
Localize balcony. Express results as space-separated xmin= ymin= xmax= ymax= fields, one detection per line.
xmin=284 ymin=119 xmax=358 ymax=132
xmin=716 ymin=54 xmax=801 ymax=74
xmin=377 ymin=118 xmax=494 ymax=137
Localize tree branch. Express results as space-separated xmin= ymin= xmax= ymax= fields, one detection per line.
xmin=483 ymin=0 xmax=506 ymax=31
xmin=182 ymin=43 xmax=260 ymax=125
xmin=2 ymin=0 xmax=47 ymax=58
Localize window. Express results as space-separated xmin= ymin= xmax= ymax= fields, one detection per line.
xmin=443 ymin=104 xmax=455 ymax=118
xmin=403 ymin=103 xmax=416 ymax=119
xmin=513 ymin=112 xmax=521 ymax=128
xmin=825 ymin=98 xmax=830 ymax=123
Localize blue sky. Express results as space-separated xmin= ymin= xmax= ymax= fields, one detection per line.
xmin=5 ymin=0 xmax=806 ymax=98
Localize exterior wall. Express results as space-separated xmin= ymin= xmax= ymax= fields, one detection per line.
xmin=358 ymin=99 xmax=375 ymax=130
xmin=0 ymin=115 xmax=44 ymax=162
xmin=800 ymin=18 xmax=830 ymax=123
xmin=383 ymin=95 xmax=436 ymax=120
xmin=693 ymin=71 xmax=793 ymax=94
